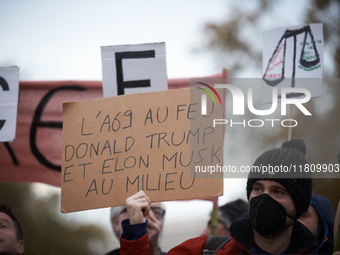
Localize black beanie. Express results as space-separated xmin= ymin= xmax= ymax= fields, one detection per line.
xmin=246 ymin=139 xmax=313 ymax=219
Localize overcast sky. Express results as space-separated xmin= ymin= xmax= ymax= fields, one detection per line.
xmin=1 ymin=0 xmax=230 ymax=80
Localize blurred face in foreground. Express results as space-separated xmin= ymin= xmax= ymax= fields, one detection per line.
xmin=0 ymin=212 xmax=24 ymax=255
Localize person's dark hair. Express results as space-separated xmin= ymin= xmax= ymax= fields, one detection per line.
xmin=0 ymin=203 xmax=24 ymax=240
xmin=217 ymin=199 xmax=249 ymax=230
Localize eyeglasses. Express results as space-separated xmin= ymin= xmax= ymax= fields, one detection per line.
xmin=119 ymin=206 xmax=165 ymax=219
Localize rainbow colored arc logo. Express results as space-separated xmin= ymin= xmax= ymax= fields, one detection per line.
xmin=196 ymin=82 xmax=222 ymax=115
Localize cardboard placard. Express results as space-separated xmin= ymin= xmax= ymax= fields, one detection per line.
xmin=61 ymin=88 xmax=224 ymax=212
xmin=0 ymin=66 xmax=19 ymax=142
xmin=0 ymin=71 xmax=227 ymax=186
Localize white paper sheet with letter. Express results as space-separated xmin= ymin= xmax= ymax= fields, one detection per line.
xmin=262 ymin=24 xmax=323 ymax=103
xmin=0 ymin=66 xmax=19 ymax=142
xmin=101 ymin=42 xmax=168 ymax=98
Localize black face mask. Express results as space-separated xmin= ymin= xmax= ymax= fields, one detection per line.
xmin=249 ymin=194 xmax=289 ymax=236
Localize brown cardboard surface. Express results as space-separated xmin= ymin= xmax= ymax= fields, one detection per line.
xmin=61 ymin=88 xmax=224 ymax=212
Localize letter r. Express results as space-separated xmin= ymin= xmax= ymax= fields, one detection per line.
xmin=281 ymin=87 xmax=312 ymax=115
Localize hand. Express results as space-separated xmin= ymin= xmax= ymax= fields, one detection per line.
xmin=147 ymin=209 xmax=162 ymax=255
xmin=126 ymin=190 xmax=151 ymax=225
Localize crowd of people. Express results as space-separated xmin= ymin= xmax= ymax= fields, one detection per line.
xmin=1 ymin=138 xmax=339 ymax=255
xmin=113 ymin=139 xmax=339 ymax=255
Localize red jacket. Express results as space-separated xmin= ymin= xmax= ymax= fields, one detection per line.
xmin=120 ymin=214 xmax=317 ymax=254
xmin=120 ymin=234 xmax=239 ymax=255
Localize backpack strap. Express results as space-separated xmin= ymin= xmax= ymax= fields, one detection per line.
xmin=202 ymin=236 xmax=232 ymax=255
